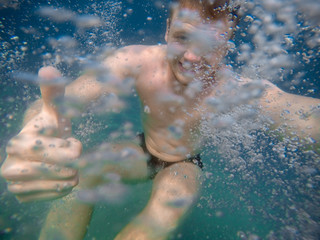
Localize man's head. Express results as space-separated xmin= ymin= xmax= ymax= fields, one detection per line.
xmin=165 ymin=0 xmax=240 ymax=85
xmin=168 ymin=0 xmax=240 ymax=28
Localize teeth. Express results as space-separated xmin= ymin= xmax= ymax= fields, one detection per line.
xmin=182 ymin=62 xmax=192 ymax=69
xmin=181 ymin=62 xmax=202 ymax=73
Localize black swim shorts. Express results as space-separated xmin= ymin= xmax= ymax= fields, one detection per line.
xmin=137 ymin=133 xmax=203 ymax=179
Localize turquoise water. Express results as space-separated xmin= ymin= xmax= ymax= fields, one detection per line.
xmin=1 ymin=0 xmax=320 ymax=239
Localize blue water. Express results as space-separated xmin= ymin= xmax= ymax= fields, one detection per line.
xmin=1 ymin=1 xmax=319 ymax=239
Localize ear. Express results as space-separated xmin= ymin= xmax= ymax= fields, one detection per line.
xmin=165 ymin=18 xmax=170 ymax=42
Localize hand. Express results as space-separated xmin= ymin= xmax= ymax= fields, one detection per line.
xmin=1 ymin=66 xmax=82 ymax=202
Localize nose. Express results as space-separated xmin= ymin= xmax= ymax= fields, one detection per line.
xmin=183 ymin=49 xmax=201 ymax=63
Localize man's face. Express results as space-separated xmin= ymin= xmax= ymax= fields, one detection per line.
xmin=166 ymin=8 xmax=232 ymax=85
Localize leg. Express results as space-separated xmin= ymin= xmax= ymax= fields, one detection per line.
xmin=39 ymin=191 xmax=94 ymax=240
xmin=115 ymin=161 xmax=202 ymax=240
xmin=39 ymin=142 xmax=149 ymax=240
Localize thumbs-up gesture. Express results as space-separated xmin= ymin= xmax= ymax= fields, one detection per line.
xmin=1 ymin=67 xmax=82 ymax=202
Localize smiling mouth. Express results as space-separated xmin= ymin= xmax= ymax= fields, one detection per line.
xmin=179 ymin=62 xmax=195 ymax=74
xmin=178 ymin=62 xmax=206 ymax=76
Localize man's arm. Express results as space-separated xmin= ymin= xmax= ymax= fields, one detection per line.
xmin=23 ymin=45 xmax=145 ymax=126
xmin=1 ymin=45 xmax=146 ymax=191
xmin=0 ymin=45 xmax=149 ymax=239
xmin=65 ymin=45 xmax=146 ymax=100
xmin=39 ymin=192 xmax=94 ymax=240
xmin=259 ymin=80 xmax=320 ymax=153
xmin=37 ymin=46 xmax=150 ymax=239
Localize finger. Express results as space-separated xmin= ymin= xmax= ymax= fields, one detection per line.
xmin=21 ymin=116 xmax=70 ymax=138
xmin=38 ymin=67 xmax=71 ymax=138
xmin=2 ymin=158 xmax=78 ymax=181
xmin=38 ymin=66 xmax=65 ymax=117
xmin=18 ymin=67 xmax=68 ymax=137
xmin=16 ymin=189 xmax=72 ymax=202
xmin=8 ymin=177 xmax=78 ymax=195
xmin=6 ymin=134 xmax=70 ymax=155
xmin=6 ymin=136 xmax=82 ymax=165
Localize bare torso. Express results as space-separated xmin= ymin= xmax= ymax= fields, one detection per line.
xmin=102 ymin=44 xmax=319 ymax=163
xmin=134 ymin=45 xmax=216 ymax=162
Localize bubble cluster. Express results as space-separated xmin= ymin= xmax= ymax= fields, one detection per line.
xmin=235 ymin=0 xmax=320 ymax=93
xmin=157 ymin=14 xmax=317 ymax=232
xmin=184 ymin=1 xmax=320 ymax=238
xmin=0 ymin=0 xmax=319 ymax=239
xmin=39 ymin=1 xmax=122 ymax=70
xmin=0 ymin=19 xmax=27 ymax=71
xmin=75 ymin=142 xmax=148 ymax=204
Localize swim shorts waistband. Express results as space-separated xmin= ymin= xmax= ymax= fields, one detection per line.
xmin=137 ymin=133 xmax=203 ymax=179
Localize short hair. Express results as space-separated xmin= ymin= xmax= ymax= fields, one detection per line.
xmin=169 ymin=0 xmax=240 ymax=26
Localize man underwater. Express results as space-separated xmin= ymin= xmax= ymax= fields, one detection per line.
xmin=1 ymin=0 xmax=320 ymax=239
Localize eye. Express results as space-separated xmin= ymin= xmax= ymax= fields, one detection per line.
xmin=174 ymin=34 xmax=188 ymax=42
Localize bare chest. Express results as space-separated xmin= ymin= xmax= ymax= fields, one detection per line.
xmin=136 ymin=71 xmax=207 ymax=131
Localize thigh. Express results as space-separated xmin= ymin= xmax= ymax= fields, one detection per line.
xmin=114 ymin=162 xmax=202 ymax=240
xmin=142 ymin=161 xmax=202 ymax=230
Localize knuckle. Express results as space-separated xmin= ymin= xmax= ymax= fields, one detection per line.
xmin=8 ymin=183 xmax=22 ymax=194
xmin=0 ymin=161 xmax=18 ymax=180
xmin=74 ymin=147 xmax=82 ymax=159
xmin=5 ymin=146 xmax=15 ymax=156
xmin=0 ymin=168 xmax=10 ymax=180
xmin=58 ymin=167 xmax=78 ymax=179
xmin=68 ymin=168 xmax=78 ymax=178
xmin=68 ymin=145 xmax=82 ymax=160
xmin=0 ymin=167 xmax=10 ymax=180
xmin=41 ymin=163 xmax=59 ymax=176
xmin=68 ymin=137 xmax=82 ymax=147
xmin=59 ymin=178 xmax=78 ymax=191
xmin=6 ymin=137 xmax=19 ymax=155
xmin=6 ymin=134 xmax=43 ymax=157
xmin=70 ymin=138 xmax=83 ymax=153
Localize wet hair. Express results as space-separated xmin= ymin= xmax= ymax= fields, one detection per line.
xmin=169 ymin=0 xmax=240 ymax=26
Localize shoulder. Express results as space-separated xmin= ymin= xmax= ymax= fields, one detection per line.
xmin=130 ymin=44 xmax=166 ymax=64
xmin=103 ymin=45 xmax=166 ymax=72
xmin=238 ymin=77 xmax=283 ymax=95
xmin=110 ymin=45 xmax=165 ymax=61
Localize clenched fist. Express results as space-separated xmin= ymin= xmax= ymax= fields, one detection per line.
xmin=1 ymin=66 xmax=82 ymax=202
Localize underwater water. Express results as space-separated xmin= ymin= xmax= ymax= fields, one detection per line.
xmin=0 ymin=0 xmax=319 ymax=239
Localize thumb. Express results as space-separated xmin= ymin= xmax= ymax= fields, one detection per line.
xmin=38 ymin=66 xmax=65 ymax=118
xmin=38 ymin=66 xmax=71 ymax=138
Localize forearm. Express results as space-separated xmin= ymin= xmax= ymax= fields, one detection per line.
xmin=23 ymin=70 xmax=109 ymax=126
xmin=39 ymin=190 xmax=94 ymax=240
xmin=260 ymin=81 xmax=320 ymax=153
xmin=283 ymin=102 xmax=318 ymax=152
xmin=266 ymin=108 xmax=319 ymax=154
xmin=303 ymin=111 xmax=320 ymax=154
xmin=37 ymin=141 xmax=149 ymax=240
